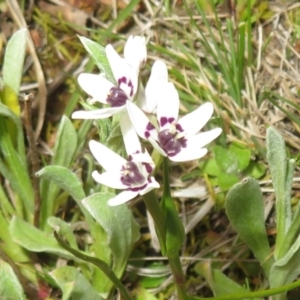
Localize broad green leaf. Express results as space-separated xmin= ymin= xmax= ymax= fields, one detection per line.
xmin=48 ymin=217 xmax=78 ymax=250
xmin=2 ymin=28 xmax=27 ymax=115
xmin=0 ymin=260 xmax=26 ymax=300
xmin=37 ymin=166 xmax=85 ymax=201
xmin=82 ymin=192 xmax=140 ymax=277
xmin=270 ymin=234 xmax=300 ymax=291
xmin=195 ymin=262 xmax=254 ymax=299
xmin=217 ymin=173 xmax=239 ymax=191
xmin=202 ymin=158 xmax=221 ymax=177
xmin=225 ymin=177 xmax=274 ymax=277
xmin=266 ymin=127 xmax=290 ymax=259
xmin=78 ymin=36 xmax=115 ymax=84
xmin=246 ymin=161 xmax=266 ymax=179
xmin=9 ymin=217 xmax=77 ymax=260
xmin=49 ymin=266 xmax=103 ymax=300
xmin=213 ymin=144 xmax=251 ymax=174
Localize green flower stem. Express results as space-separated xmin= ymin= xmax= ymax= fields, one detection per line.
xmin=162 ymin=158 xmax=187 ymax=299
xmin=187 ymin=279 xmax=300 ymax=300
xmin=168 ymin=255 xmax=187 ymax=299
xmin=143 ymin=158 xmax=187 ymax=300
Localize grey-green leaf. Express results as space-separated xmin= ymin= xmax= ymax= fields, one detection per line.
xmin=0 ymin=260 xmax=26 ymax=300
xmin=49 ymin=266 xmax=103 ymax=300
xmin=196 ymin=262 xmax=252 ymax=298
xmin=266 ymin=126 xmax=290 ymax=259
xmin=270 ymin=234 xmax=300 ymax=289
xmin=225 ymin=177 xmax=274 ymax=277
xmin=3 ymin=28 xmax=27 ymax=94
xmin=48 ymin=217 xmax=78 ymax=250
xmin=9 ymin=217 xmax=77 ymax=260
xmin=78 ymin=36 xmax=115 ymax=84
xmin=82 ymin=192 xmax=140 ymax=277
xmin=37 ymin=166 xmax=85 ymax=201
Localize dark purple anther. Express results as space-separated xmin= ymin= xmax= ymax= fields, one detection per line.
xmin=158 ymin=129 xmax=187 ymax=157
xmin=121 ymin=162 xmax=145 ymax=186
xmin=106 ymin=87 xmax=128 ymax=107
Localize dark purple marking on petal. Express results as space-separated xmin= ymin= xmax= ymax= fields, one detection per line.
xmin=160 ymin=117 xmax=167 ymax=127
xmin=130 ymin=183 xmax=147 ymax=192
xmin=143 ymin=162 xmax=153 ymax=174
xmin=118 ymin=76 xmax=134 ymax=97
xmin=144 ymin=122 xmax=155 ymax=139
xmin=160 ymin=117 xmax=175 ymax=127
xmin=146 ymin=122 xmax=155 ymax=130
xmin=176 ymin=123 xmax=183 ymax=132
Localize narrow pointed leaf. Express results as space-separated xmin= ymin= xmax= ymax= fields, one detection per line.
xmin=269 ymin=235 xmax=300 ymax=298
xmin=2 ymin=28 xmax=27 ymax=115
xmin=78 ymin=36 xmax=115 ymax=84
xmin=266 ymin=127 xmax=289 ymax=259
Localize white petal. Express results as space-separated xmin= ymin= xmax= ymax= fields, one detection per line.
xmin=189 ymin=128 xmax=222 ymax=149
xmin=131 ymin=150 xmax=154 ymax=165
xmin=136 ymin=83 xmax=147 ymax=111
xmin=170 ymin=147 xmax=208 ymax=162
xmin=92 ymin=171 xmax=127 ymax=189
xmin=139 ymin=178 xmax=160 ymax=195
xmin=120 ymin=112 xmax=142 ymax=155
xmin=157 ymin=82 xmax=180 ymax=129
xmin=126 ymin=101 xmax=156 ymax=139
xmin=177 ymin=102 xmax=214 ymax=135
xmin=72 ymin=106 xmax=124 ymax=119
xmin=89 ymin=140 xmax=126 ymax=171
xmin=108 ymin=190 xmax=138 ymax=206
xmin=144 ymin=60 xmax=168 ymax=113
xmin=78 ymin=73 xmax=113 ymax=104
xmin=124 ymin=36 xmax=147 ymax=72
xmin=106 ymin=44 xmax=138 ymax=98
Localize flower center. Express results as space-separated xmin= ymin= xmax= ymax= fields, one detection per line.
xmin=121 ymin=162 xmax=145 ymax=186
xmin=158 ymin=128 xmax=187 ymax=157
xmin=106 ymin=87 xmax=128 ymax=107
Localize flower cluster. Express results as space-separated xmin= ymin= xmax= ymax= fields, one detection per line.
xmin=73 ymin=36 xmax=222 ymax=205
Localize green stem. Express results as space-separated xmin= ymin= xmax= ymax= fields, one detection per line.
xmin=187 ymin=279 xmax=300 ymax=300
xmin=162 ymin=158 xmax=187 ymax=299
xmin=168 ymin=255 xmax=187 ymax=299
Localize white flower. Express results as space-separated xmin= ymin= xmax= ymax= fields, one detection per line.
xmin=89 ymin=113 xmax=159 ymax=206
xmin=126 ymin=82 xmax=222 ymax=162
xmin=124 ymin=36 xmax=147 ymax=73
xmin=136 ymin=60 xmax=169 ymax=114
xmin=72 ymin=36 xmax=147 ymax=120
